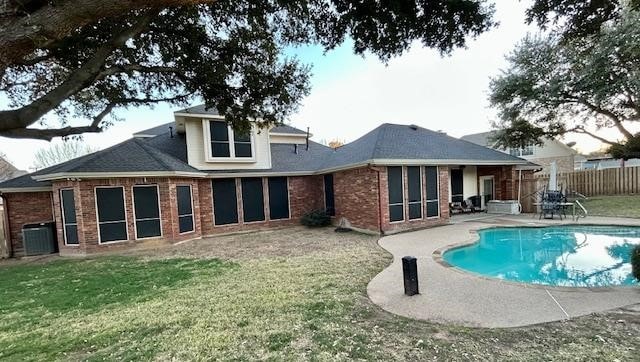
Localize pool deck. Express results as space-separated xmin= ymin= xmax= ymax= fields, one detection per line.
xmin=367 ymin=214 xmax=640 ymax=328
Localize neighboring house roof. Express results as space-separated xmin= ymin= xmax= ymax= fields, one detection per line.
xmin=459 ymin=131 xmax=497 ymax=148
xmin=174 ymin=104 xmax=220 ymax=116
xmin=271 ymin=124 xmax=308 ymax=135
xmin=0 ymin=157 xmax=28 ymax=186
xmin=0 ymin=122 xmax=530 ymax=191
xmin=133 ymin=123 xmax=175 ymax=138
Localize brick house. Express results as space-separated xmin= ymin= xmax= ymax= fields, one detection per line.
xmin=0 ymin=105 xmax=532 ymax=257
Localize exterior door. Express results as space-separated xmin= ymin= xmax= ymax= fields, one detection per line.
xmin=450 ymin=169 xmax=464 ymax=203
xmin=479 ymin=176 xmax=495 ymax=209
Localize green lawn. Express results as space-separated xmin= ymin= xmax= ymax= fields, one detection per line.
xmin=1 ymin=228 xmax=639 ymax=361
xmin=582 ymin=195 xmax=640 ymax=218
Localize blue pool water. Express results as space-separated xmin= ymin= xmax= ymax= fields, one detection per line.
xmin=443 ymin=225 xmax=640 ymax=287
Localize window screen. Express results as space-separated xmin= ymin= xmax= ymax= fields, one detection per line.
xmin=96 ymin=187 xmax=127 ymax=243
xmin=241 ymin=178 xmax=265 ymax=222
xmin=210 ymin=121 xmax=230 ymax=157
xmin=324 ymin=174 xmax=335 ymax=216
xmin=268 ymin=177 xmax=289 ymax=220
xmin=213 ymin=179 xmax=238 ymax=225
xmin=177 ymin=185 xmax=194 ymax=233
xmin=233 ymin=130 xmax=252 ymax=158
xmin=133 ymin=185 xmax=161 ymax=239
xmin=60 ymin=189 xmax=78 ymax=245
xmin=425 ymin=166 xmax=440 ymax=218
xmin=407 ymin=166 xmax=422 ymax=220
xmin=388 ymin=166 xmax=404 ymax=222
xmin=450 ymin=168 xmax=464 ymax=203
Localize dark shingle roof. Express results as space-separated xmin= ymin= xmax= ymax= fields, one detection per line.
xmin=459 ymin=131 xmax=496 ymax=147
xmin=175 ymin=104 xmax=220 ymax=116
xmin=323 ymin=124 xmax=526 ymax=168
xmin=133 ymin=122 xmax=174 ymax=137
xmin=0 ymin=173 xmax=51 ymax=189
xmin=271 ymin=124 xmax=307 ymax=135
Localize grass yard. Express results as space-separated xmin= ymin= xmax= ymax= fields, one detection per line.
xmin=582 ymin=195 xmax=640 ymax=218
xmin=1 ymin=227 xmax=639 ymax=361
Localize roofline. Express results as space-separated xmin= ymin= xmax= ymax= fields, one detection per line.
xmin=269 ymin=132 xmax=309 ymax=137
xmin=0 ymin=186 xmax=53 ymax=193
xmin=32 ymin=171 xmax=208 ymax=181
xmin=174 ymin=112 xmax=225 ymax=119
xmin=132 ymin=134 xmax=158 ymax=138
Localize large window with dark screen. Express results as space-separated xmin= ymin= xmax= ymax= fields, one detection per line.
xmin=425 ymin=166 xmax=440 ymax=218
xmin=324 ymin=174 xmax=335 ymax=216
xmin=210 ymin=120 xmax=230 ymax=157
xmin=95 ymin=187 xmax=128 ymax=243
xmin=407 ymin=166 xmax=422 ymax=220
xmin=212 ymin=179 xmax=238 ymax=225
xmin=388 ymin=166 xmax=404 ymax=222
xmin=177 ymin=185 xmax=194 ymax=233
xmin=268 ymin=177 xmax=289 ymax=220
xmin=133 ymin=185 xmax=161 ymax=239
xmin=60 ymin=189 xmax=78 ymax=245
xmin=450 ymin=168 xmax=464 ymax=203
xmin=241 ymin=178 xmax=265 ymax=222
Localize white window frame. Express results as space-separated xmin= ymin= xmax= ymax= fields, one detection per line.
xmin=60 ymin=188 xmax=79 ymax=246
xmin=132 ymin=184 xmax=163 ymax=240
xmin=425 ymin=166 xmax=440 ymax=219
xmin=203 ymin=119 xmax=256 ymax=162
xmin=407 ymin=166 xmax=423 ymax=221
xmin=177 ymin=184 xmax=195 ymax=235
xmin=388 ymin=166 xmax=405 ymax=223
xmin=94 ymin=186 xmax=129 ymax=245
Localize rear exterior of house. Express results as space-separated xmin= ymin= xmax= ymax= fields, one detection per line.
xmin=0 ymin=106 xmax=531 ymax=257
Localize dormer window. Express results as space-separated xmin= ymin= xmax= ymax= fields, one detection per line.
xmin=205 ymin=120 xmax=255 ymax=161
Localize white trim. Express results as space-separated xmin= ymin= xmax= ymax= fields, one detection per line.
xmin=131 ymin=184 xmax=163 ymax=240
xmin=174 ymin=112 xmax=225 ymax=119
xmin=176 ymin=184 xmax=195 ymax=234
xmin=388 ymin=166 xmax=405 ymax=223
xmin=371 ymin=158 xmax=527 ymax=166
xmin=94 ymin=186 xmax=129 ymax=245
xmin=33 ymin=171 xmax=207 ymax=181
xmin=407 ymin=166 xmax=423 ymax=221
xmin=268 ymin=132 xmax=308 ymax=137
xmin=203 ymin=119 xmax=257 ymax=163
xmin=479 ymin=175 xmax=496 ymax=210
xmin=0 ymin=187 xmax=53 ymax=193
xmin=425 ymin=166 xmax=440 ymax=219
xmin=59 ymin=188 xmax=79 ymax=246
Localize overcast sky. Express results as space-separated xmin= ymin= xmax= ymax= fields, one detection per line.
xmin=0 ymin=1 xmax=631 ymax=170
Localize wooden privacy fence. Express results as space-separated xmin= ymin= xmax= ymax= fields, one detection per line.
xmin=534 ymin=166 xmax=640 ymax=197
xmin=519 ymin=166 xmax=640 ymax=213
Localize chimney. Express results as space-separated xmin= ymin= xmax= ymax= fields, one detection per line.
xmin=169 ymin=126 xmax=174 ymax=138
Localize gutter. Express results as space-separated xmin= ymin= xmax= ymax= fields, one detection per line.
xmin=0 ymin=193 xmax=12 ymax=258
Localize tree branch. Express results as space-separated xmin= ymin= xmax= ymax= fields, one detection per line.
xmin=567 ymin=126 xmax=617 ymax=146
xmin=0 ymin=0 xmax=219 ymax=75
xmin=0 ymin=9 xmax=159 ymax=135
xmin=560 ymin=92 xmax=635 ymax=139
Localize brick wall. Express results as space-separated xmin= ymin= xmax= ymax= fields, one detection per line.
xmin=333 ymin=167 xmax=382 ymax=232
xmin=4 ymin=192 xmax=54 ymax=256
xmin=477 ymin=166 xmax=518 ymax=201
xmin=533 ymin=155 xmax=575 ymax=173
xmin=378 ymin=166 xmax=450 ymax=234
xmin=199 ymin=175 xmax=324 ymax=235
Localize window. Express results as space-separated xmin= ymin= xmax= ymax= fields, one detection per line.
xmin=133 ymin=185 xmax=161 ymax=239
xmin=177 ymin=185 xmax=194 ymax=233
xmin=268 ymin=177 xmax=289 ymax=220
xmin=212 ymin=179 xmax=238 ymax=225
xmin=208 ymin=120 xmax=253 ymax=159
xmin=509 ymin=144 xmax=534 ymax=157
xmin=450 ymin=168 xmax=464 ymax=203
xmin=210 ymin=121 xmax=230 ymax=157
xmin=95 ymin=187 xmax=128 ymax=243
xmin=324 ymin=174 xmax=335 ymax=216
xmin=241 ymin=178 xmax=265 ymax=222
xmin=425 ymin=166 xmax=440 ymax=218
xmin=388 ymin=166 xmax=404 ymax=222
xmin=60 ymin=189 xmax=78 ymax=245
xmin=407 ymin=166 xmax=422 ymax=220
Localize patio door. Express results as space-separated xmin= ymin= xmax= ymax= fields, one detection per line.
xmin=479 ymin=176 xmax=495 ymax=210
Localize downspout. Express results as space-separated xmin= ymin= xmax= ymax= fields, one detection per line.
xmin=517 ymin=169 xmax=523 ymax=213
xmin=375 ymin=165 xmax=384 ymax=235
xmin=0 ymin=193 xmax=12 ymax=258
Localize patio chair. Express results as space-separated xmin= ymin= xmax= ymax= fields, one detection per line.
xmin=449 ymin=202 xmax=464 ymax=214
xmin=465 ymin=197 xmax=482 ymax=213
xmin=539 ymin=190 xmax=566 ymax=220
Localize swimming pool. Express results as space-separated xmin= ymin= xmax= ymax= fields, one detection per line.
xmin=443 ymin=225 xmax=640 ymax=287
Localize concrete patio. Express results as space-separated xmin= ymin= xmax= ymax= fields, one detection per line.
xmin=367 ymin=214 xmax=640 ymax=328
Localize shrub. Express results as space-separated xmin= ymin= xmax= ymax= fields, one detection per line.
xmin=632 ymin=245 xmax=640 ymax=282
xmin=301 ymin=209 xmax=331 ymax=227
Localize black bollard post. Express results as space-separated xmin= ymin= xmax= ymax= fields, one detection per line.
xmin=402 ymin=256 xmax=419 ymax=296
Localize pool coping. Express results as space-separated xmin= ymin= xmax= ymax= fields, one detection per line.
xmin=432 ymin=223 xmax=640 ymax=293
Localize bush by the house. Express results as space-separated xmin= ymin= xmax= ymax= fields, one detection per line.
xmin=632 ymin=245 xmax=640 ymax=282
xmin=301 ymin=210 xmax=331 ymax=227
